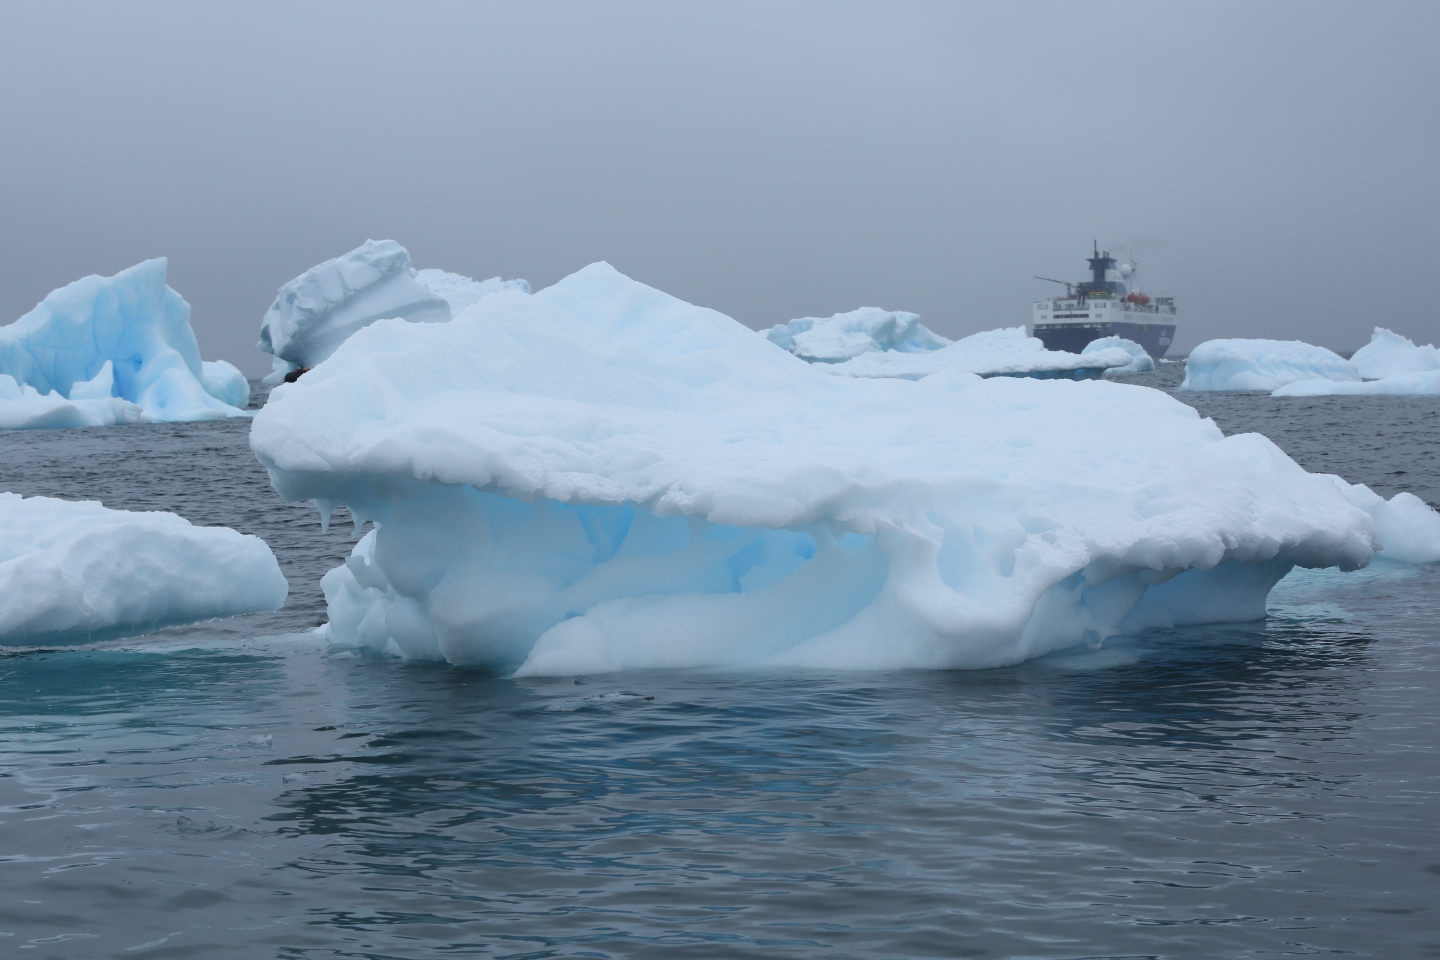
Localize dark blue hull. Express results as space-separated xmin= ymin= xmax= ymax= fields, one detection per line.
xmin=1032 ymin=321 xmax=1176 ymax=358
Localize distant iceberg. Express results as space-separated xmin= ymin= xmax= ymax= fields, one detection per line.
xmin=1084 ymin=336 xmax=1155 ymax=374
xmin=258 ymin=240 xmax=529 ymax=384
xmin=251 ymin=261 xmax=1438 ymax=677
xmin=764 ymin=307 xmax=949 ymax=363
xmin=765 ymin=311 xmax=1135 ymax=380
xmin=1351 ymin=327 xmax=1440 ymax=379
xmin=1181 ymin=339 xmax=1360 ymax=392
xmin=1283 ymin=326 xmax=1440 ymax=397
xmin=0 ymin=259 xmax=251 ymax=429
xmin=0 ymin=493 xmax=288 ymax=645
xmin=1274 ymin=370 xmax=1440 ymax=397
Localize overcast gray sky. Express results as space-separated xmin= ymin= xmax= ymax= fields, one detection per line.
xmin=2 ymin=0 xmax=1437 ymax=376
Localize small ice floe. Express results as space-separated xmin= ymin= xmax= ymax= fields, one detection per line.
xmin=0 ymin=494 xmax=287 ymax=646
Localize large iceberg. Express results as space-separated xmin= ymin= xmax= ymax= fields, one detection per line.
xmin=1180 ymin=339 xmax=1360 ymax=392
xmin=0 ymin=259 xmax=251 ymax=427
xmin=1083 ymin=336 xmax=1155 ymax=374
xmin=0 ymin=493 xmax=288 ymax=645
xmin=250 ymin=262 xmax=1440 ymax=676
xmin=258 ymin=240 xmax=529 ymax=384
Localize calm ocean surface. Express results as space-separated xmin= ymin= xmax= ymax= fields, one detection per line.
xmin=0 ymin=365 xmax=1437 ymax=959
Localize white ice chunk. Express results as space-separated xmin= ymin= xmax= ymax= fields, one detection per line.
xmin=764 ymin=311 xmax=1132 ymax=379
xmin=257 ymin=240 xmax=451 ymax=383
xmin=1084 ymin=336 xmax=1155 ymax=374
xmin=1273 ymin=370 xmax=1440 ymax=396
xmin=414 ymin=269 xmax=531 ymax=316
xmin=0 ymin=260 xmax=247 ymax=426
xmin=250 ymin=262 xmax=1407 ymax=677
xmin=1180 ymin=338 xmax=1361 ymax=392
xmin=822 ymin=326 xmax=1134 ymax=380
xmin=1326 ymin=478 xmax=1440 ymax=564
xmin=0 ymin=373 xmax=144 ymax=430
xmin=1349 ymin=327 xmax=1440 ymax=380
xmin=0 ymin=493 xmax=288 ymax=644
xmin=201 ymin=359 xmax=251 ymax=408
xmin=764 ymin=307 xmax=949 ymax=363
xmin=67 ymin=360 xmax=115 ymax=400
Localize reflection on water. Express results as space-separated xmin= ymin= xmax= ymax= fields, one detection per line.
xmin=2 ymin=565 xmax=1437 ymax=959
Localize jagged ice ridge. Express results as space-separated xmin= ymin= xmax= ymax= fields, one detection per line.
xmin=257 ymin=240 xmax=529 ymax=385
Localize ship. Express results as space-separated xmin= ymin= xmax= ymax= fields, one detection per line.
xmin=1030 ymin=244 xmax=1176 ymax=358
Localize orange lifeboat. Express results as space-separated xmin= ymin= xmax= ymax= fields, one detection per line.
xmin=1124 ymin=292 xmax=1151 ymax=306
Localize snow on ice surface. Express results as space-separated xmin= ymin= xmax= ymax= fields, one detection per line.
xmin=258 ymin=240 xmax=528 ymax=384
xmin=1350 ymin=327 xmax=1440 ymax=380
xmin=1181 ymin=339 xmax=1360 ymax=392
xmin=1084 ymin=336 xmax=1155 ymax=374
xmin=0 ymin=493 xmax=288 ymax=645
xmin=0 ymin=259 xmax=249 ymax=428
xmin=250 ymin=262 xmax=1439 ymax=676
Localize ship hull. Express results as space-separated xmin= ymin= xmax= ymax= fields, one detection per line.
xmin=1031 ymin=320 xmax=1176 ymax=358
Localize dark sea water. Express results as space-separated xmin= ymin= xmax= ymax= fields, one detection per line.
xmin=0 ymin=368 xmax=1437 ymax=959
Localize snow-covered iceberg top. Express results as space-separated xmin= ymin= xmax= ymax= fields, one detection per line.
xmin=1351 ymin=327 xmax=1440 ymax=379
xmin=821 ymin=326 xmax=1135 ymax=380
xmin=1083 ymin=336 xmax=1155 ymax=374
xmin=0 ymin=259 xmax=250 ymax=428
xmin=764 ymin=307 xmax=949 ymax=363
xmin=250 ymin=262 xmax=1439 ymax=676
xmin=0 ymin=493 xmax=288 ymax=645
xmin=765 ymin=310 xmax=1134 ymax=379
xmin=258 ymin=240 xmax=529 ymax=384
xmin=1181 ymin=338 xmax=1360 ymax=392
